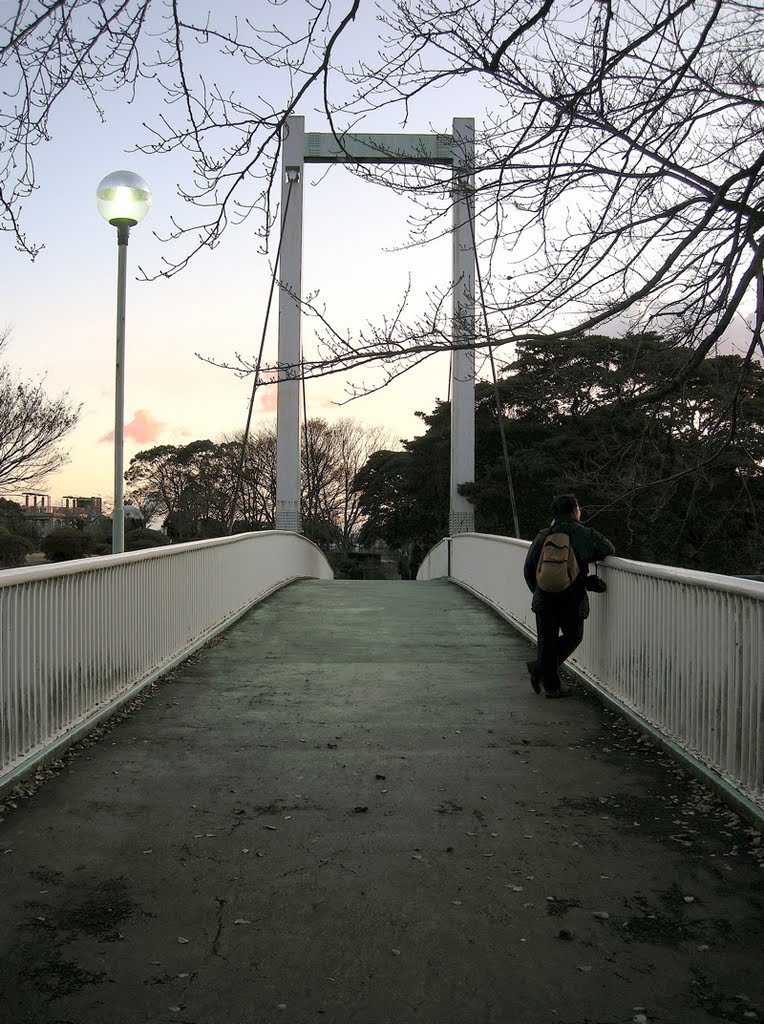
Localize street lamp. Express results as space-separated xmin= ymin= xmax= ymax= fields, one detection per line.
xmin=96 ymin=170 xmax=151 ymax=555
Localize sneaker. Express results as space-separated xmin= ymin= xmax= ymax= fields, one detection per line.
xmin=544 ymin=688 xmax=561 ymax=699
xmin=526 ymin=661 xmax=542 ymax=694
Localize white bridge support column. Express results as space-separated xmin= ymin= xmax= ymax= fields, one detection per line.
xmin=450 ymin=117 xmax=476 ymax=535
xmin=272 ymin=119 xmax=475 ymax=535
xmin=275 ymin=115 xmax=305 ymax=531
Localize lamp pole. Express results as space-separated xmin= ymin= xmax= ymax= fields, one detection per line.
xmin=96 ymin=171 xmax=151 ymax=555
xmin=112 ymin=220 xmax=130 ymax=554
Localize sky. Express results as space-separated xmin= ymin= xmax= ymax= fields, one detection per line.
xmin=0 ymin=2 xmax=486 ymax=509
xmin=3 ymin=3 xmax=758 ymax=512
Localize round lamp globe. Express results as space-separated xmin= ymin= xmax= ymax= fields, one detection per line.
xmin=96 ymin=171 xmax=151 ymax=227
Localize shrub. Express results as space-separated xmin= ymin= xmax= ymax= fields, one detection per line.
xmin=84 ymin=516 xmax=113 ymax=545
xmin=0 ymin=525 xmax=35 ymax=568
xmin=124 ymin=528 xmax=171 ymax=551
xmin=41 ymin=526 xmax=91 ymax=562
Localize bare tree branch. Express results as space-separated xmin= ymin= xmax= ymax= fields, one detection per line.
xmin=4 ymin=0 xmax=764 ymax=413
xmin=0 ymin=334 xmax=81 ymax=489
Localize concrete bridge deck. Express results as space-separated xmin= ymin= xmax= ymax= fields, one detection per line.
xmin=0 ymin=579 xmax=762 ymax=1024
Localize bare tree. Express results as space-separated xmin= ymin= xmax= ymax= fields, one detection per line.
xmin=122 ymin=419 xmax=388 ymax=540
xmin=219 ymin=428 xmax=278 ymax=530
xmin=5 ymin=0 xmax=764 ymax=404
xmin=325 ymin=418 xmax=394 ymax=548
xmin=0 ymin=333 xmax=80 ymax=490
xmin=301 ymin=417 xmax=343 ymax=541
xmin=284 ymin=0 xmax=764 ymax=401
xmin=296 ymin=417 xmax=392 ymax=547
xmin=0 ymin=0 xmax=360 ymax=264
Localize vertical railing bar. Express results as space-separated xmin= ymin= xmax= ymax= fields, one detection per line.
xmin=750 ymin=598 xmax=759 ymax=798
xmin=21 ymin=585 xmax=30 ymax=758
xmin=689 ymin=588 xmax=697 ymax=752
xmin=701 ymin=593 xmax=710 ymax=764
xmin=742 ymin=602 xmax=754 ymax=790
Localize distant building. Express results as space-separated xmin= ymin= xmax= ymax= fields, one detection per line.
xmin=63 ymin=496 xmax=103 ymax=516
xmin=22 ymin=493 xmax=103 ymax=536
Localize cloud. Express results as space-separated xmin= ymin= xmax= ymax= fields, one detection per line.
xmin=255 ymin=376 xmax=278 ymax=414
xmin=99 ymin=408 xmax=167 ymax=444
xmin=254 ymin=372 xmax=336 ymax=415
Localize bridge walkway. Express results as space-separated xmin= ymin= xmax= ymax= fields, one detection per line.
xmin=0 ymin=579 xmax=762 ymax=1024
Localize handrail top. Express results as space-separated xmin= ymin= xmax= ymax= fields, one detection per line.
xmin=447 ymin=533 xmax=764 ymax=600
xmin=0 ymin=530 xmax=328 ymax=589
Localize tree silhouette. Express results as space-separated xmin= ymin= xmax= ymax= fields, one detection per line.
xmin=0 ymin=334 xmax=80 ymax=490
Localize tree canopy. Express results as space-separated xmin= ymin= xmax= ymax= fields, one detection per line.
xmin=125 ymin=417 xmax=392 ymax=547
xmin=354 ymin=334 xmax=764 ymax=575
xmin=0 ymin=496 xmax=38 ymax=568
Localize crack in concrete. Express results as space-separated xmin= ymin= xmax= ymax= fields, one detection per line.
xmin=211 ymin=896 xmax=226 ymax=960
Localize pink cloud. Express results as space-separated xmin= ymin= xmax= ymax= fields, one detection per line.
xmin=253 ymin=372 xmax=278 ymax=414
xmin=254 ymin=373 xmax=336 ymax=415
xmin=99 ymin=408 xmax=167 ymax=444
xmin=256 ymin=385 xmax=278 ymax=414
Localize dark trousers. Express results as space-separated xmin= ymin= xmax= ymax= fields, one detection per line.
xmin=535 ymin=596 xmax=585 ymax=692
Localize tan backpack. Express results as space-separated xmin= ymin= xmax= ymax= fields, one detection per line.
xmin=536 ymin=531 xmax=580 ymax=593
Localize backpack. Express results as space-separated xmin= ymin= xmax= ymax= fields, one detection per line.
xmin=536 ymin=531 xmax=580 ymax=593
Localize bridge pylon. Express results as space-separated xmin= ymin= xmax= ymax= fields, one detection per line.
xmin=274 ymin=116 xmax=476 ymax=535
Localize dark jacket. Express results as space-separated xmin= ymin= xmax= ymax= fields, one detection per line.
xmin=523 ymin=515 xmax=615 ymax=617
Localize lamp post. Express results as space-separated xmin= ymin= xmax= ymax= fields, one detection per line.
xmin=96 ymin=170 xmax=151 ymax=555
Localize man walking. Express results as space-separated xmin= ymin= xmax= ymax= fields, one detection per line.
xmin=523 ymin=494 xmax=614 ymax=697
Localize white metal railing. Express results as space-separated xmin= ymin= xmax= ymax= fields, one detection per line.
xmin=420 ymin=534 xmax=764 ymax=815
xmin=0 ymin=532 xmax=333 ymax=794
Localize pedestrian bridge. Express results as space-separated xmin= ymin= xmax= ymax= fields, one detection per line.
xmin=1 ymin=533 xmax=762 ymax=1023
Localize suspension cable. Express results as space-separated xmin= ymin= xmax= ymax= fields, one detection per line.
xmin=227 ymin=175 xmax=297 ymax=534
xmin=301 ymin=356 xmax=312 ymax=527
